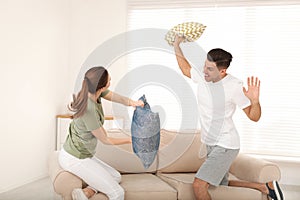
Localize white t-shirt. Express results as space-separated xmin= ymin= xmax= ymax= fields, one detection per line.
xmin=191 ymin=67 xmax=251 ymax=149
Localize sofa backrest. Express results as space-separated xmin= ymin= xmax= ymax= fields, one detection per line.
xmin=95 ymin=129 xmax=158 ymax=173
xmin=157 ymin=129 xmax=206 ymax=173
xmin=95 ymin=129 xmax=206 ymax=173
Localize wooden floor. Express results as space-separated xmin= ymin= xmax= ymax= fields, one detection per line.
xmin=0 ymin=177 xmax=299 ymax=200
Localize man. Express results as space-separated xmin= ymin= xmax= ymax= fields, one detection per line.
xmin=173 ymin=36 xmax=283 ymax=200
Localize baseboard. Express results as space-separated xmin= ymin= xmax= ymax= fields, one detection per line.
xmin=0 ymin=174 xmax=49 ymax=193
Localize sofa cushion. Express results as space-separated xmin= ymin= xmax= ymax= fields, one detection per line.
xmin=157 ymin=173 xmax=268 ymax=200
xmin=74 ymin=174 xmax=178 ymax=200
xmin=229 ymin=154 xmax=281 ymax=183
xmin=95 ymin=129 xmax=206 ymax=173
xmin=48 ymin=151 xmax=83 ymax=200
xmin=120 ymin=174 xmax=177 ymax=200
xmin=95 ymin=129 xmax=158 ymax=173
xmin=158 ymin=129 xmax=206 ymax=173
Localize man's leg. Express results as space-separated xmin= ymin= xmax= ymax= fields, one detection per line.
xmin=228 ymin=180 xmax=268 ymax=193
xmin=194 ymin=145 xmax=239 ymax=200
xmin=193 ymin=178 xmax=211 ymax=200
xmin=229 ymin=180 xmax=284 ymax=200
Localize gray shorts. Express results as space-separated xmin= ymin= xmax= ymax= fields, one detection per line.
xmin=195 ymin=145 xmax=239 ymax=186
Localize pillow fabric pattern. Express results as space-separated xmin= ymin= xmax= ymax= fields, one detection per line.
xmin=165 ymin=21 xmax=206 ymax=46
xmin=131 ymin=95 xmax=160 ymax=169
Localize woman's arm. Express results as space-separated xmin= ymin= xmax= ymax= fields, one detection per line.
xmin=243 ymin=76 xmax=261 ymax=122
xmin=102 ymin=91 xmax=144 ymax=107
xmin=91 ymin=126 xmax=131 ymax=145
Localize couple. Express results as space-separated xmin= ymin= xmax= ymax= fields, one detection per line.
xmin=58 ymin=35 xmax=284 ymax=200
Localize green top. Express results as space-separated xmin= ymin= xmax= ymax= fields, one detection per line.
xmin=63 ymin=90 xmax=110 ymax=159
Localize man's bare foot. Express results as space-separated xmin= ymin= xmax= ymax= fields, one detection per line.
xmin=265 ymin=181 xmax=284 ymax=200
xmin=260 ymin=181 xmax=276 ymax=194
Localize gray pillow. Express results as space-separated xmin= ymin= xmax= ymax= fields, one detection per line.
xmin=131 ymin=95 xmax=160 ymax=169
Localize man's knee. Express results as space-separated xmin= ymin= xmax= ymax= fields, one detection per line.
xmin=193 ymin=178 xmax=211 ymax=200
xmin=193 ymin=178 xmax=209 ymax=191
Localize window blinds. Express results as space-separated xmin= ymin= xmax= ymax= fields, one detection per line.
xmin=126 ymin=0 xmax=300 ymax=158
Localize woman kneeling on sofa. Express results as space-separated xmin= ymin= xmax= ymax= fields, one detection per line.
xmin=59 ymin=66 xmax=144 ymax=200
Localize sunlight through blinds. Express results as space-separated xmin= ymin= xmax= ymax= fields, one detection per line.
xmin=127 ymin=0 xmax=300 ymax=158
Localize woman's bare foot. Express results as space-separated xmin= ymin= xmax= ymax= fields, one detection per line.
xmin=83 ymin=187 xmax=96 ymax=198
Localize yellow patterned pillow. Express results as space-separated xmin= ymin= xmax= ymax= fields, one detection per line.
xmin=165 ymin=22 xmax=206 ymax=46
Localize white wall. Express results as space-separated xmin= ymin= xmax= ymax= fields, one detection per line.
xmin=276 ymin=161 xmax=300 ymax=186
xmin=68 ymin=0 xmax=128 ymax=94
xmin=68 ymin=0 xmax=128 ymax=116
xmin=0 ymin=0 xmax=127 ymax=193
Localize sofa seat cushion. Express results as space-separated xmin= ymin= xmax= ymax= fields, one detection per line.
xmin=120 ymin=174 xmax=177 ymax=200
xmin=157 ymin=173 xmax=268 ymax=200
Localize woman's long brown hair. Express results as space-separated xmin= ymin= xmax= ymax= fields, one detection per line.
xmin=69 ymin=66 xmax=109 ymax=118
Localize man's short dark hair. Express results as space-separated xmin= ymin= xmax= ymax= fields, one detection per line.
xmin=207 ymin=48 xmax=232 ymax=69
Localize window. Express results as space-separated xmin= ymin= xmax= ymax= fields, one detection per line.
xmin=126 ymin=0 xmax=300 ymax=158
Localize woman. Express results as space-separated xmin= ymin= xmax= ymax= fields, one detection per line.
xmin=59 ymin=66 xmax=144 ymax=200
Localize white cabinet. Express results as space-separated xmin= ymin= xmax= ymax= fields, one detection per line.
xmin=56 ymin=114 xmax=124 ymax=150
xmin=56 ymin=115 xmax=72 ymax=150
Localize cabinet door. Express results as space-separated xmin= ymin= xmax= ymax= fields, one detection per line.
xmin=56 ymin=117 xmax=72 ymax=150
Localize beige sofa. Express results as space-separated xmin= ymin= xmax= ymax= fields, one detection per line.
xmin=48 ymin=129 xmax=281 ymax=200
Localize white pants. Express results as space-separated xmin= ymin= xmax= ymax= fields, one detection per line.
xmin=58 ymin=149 xmax=124 ymax=200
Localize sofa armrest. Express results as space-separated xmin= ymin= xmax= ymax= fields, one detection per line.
xmin=48 ymin=151 xmax=83 ymax=200
xmin=229 ymin=153 xmax=281 ymax=183
xmin=53 ymin=171 xmax=83 ymax=200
